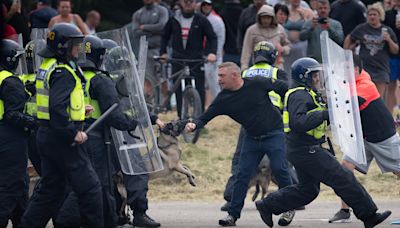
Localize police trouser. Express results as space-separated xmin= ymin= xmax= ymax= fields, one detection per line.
xmin=122 ymin=173 xmax=149 ymax=214
xmin=55 ymin=131 xmax=117 ymax=228
xmin=27 ymin=130 xmax=42 ymax=176
xmin=262 ymin=144 xmax=378 ymax=221
xmin=20 ymin=126 xmax=104 ymax=228
xmin=111 ymin=148 xmax=149 ymax=215
xmin=223 ymin=127 xmax=299 ymax=203
xmin=0 ymin=124 xmax=28 ymax=228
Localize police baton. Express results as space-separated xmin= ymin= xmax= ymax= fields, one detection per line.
xmin=71 ymin=103 xmax=119 ymax=147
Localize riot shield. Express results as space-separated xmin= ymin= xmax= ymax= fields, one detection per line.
xmin=30 ymin=28 xmax=48 ymax=72
xmin=97 ymin=28 xmax=163 ymax=175
xmin=320 ymin=31 xmax=366 ymax=164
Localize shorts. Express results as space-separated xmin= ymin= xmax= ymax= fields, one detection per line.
xmin=343 ymin=133 xmax=400 ymax=174
xmin=389 ymin=57 xmax=400 ymax=81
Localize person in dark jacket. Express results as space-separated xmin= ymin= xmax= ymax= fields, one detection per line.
xmin=329 ymin=55 xmax=400 ymax=223
xmin=254 ymin=57 xmax=392 ymax=228
xmin=185 ymin=62 xmax=293 ymax=226
xmin=0 ymin=39 xmax=35 ymax=228
xmin=160 ymin=0 xmax=217 ymax=118
xmin=29 ymin=0 xmax=58 ymax=29
xmin=220 ymin=0 xmax=243 ymax=65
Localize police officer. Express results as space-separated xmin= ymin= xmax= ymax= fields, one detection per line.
xmin=0 ymin=39 xmax=36 ymax=228
xmin=54 ymin=35 xmax=140 ymax=228
xmin=20 ymin=23 xmax=104 ymax=228
xmin=20 ymin=39 xmax=45 ymax=176
xmin=221 ymin=42 xmax=296 ymax=226
xmin=102 ymin=43 xmax=163 ymax=228
xmin=255 ymin=57 xmax=392 ymax=228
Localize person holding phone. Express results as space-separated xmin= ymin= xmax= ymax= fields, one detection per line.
xmin=299 ymin=0 xmax=344 ymax=62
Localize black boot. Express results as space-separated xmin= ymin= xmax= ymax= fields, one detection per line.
xmin=133 ymin=212 xmax=161 ymax=228
xmin=363 ymin=211 xmax=391 ymax=228
xmin=221 ymin=202 xmax=230 ymax=212
xmin=255 ymin=200 xmax=273 ymax=227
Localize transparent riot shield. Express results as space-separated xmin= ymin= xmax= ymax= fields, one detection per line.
xmin=30 ymin=28 xmax=48 ymax=72
xmin=97 ymin=28 xmax=163 ymax=175
xmin=320 ymin=31 xmax=366 ymax=164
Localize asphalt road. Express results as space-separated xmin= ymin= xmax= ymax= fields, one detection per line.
xmin=7 ymin=200 xmax=400 ymax=227
xmin=143 ymin=200 xmax=400 ymax=228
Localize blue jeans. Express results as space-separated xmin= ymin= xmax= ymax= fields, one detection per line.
xmin=228 ymin=129 xmax=292 ymax=219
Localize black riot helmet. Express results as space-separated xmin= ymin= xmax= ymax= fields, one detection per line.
xmin=0 ymin=39 xmax=24 ymax=71
xmin=253 ymin=41 xmax=277 ymax=65
xmin=80 ymin=35 xmax=106 ymax=69
xmin=39 ymin=23 xmax=84 ymax=62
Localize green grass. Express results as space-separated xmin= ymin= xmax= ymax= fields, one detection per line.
xmin=148 ymin=113 xmax=400 ymax=202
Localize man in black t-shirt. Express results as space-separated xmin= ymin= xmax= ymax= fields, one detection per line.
xmin=185 ymin=62 xmax=293 ymax=227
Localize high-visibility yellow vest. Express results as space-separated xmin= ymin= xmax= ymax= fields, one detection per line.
xmin=83 ymin=71 xmax=101 ymax=120
xmin=20 ymin=73 xmax=37 ymax=116
xmin=283 ymin=87 xmax=327 ymax=139
xmin=36 ymin=58 xmax=85 ymax=121
xmin=242 ymin=63 xmax=283 ymax=110
xmin=0 ymin=70 xmax=15 ymax=120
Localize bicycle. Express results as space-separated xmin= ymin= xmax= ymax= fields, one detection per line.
xmin=145 ymin=56 xmax=205 ymax=144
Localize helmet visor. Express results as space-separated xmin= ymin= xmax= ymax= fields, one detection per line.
xmin=68 ymin=37 xmax=86 ymax=64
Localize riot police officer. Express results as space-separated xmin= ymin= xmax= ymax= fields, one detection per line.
xmin=20 ymin=23 xmax=104 ymax=228
xmin=55 ymin=35 xmax=138 ymax=228
xmin=20 ymin=39 xmax=45 ymax=176
xmin=255 ymin=57 xmax=392 ymax=228
xmin=0 ymin=39 xmax=35 ymax=228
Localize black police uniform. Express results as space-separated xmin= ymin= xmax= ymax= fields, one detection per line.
xmin=21 ymin=66 xmax=104 ymax=228
xmin=261 ymin=87 xmax=380 ymax=221
xmin=0 ymin=72 xmax=32 ymax=227
xmin=55 ymin=68 xmax=138 ymax=228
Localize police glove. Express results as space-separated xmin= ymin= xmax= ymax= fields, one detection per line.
xmin=4 ymin=111 xmax=38 ymax=131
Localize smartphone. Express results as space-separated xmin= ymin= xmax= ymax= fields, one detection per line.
xmin=317 ymin=17 xmax=328 ymax=24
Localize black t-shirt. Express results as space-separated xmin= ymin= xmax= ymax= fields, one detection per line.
xmin=384 ymin=9 xmax=400 ymax=58
xmin=194 ymin=76 xmax=287 ymax=136
xmin=330 ymin=0 xmax=366 ymax=36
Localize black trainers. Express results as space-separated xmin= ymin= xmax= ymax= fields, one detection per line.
xmin=329 ymin=209 xmax=351 ymax=223
xmin=278 ymin=210 xmax=295 ymax=226
xmin=363 ymin=211 xmax=392 ymax=228
xmin=221 ymin=202 xmax=230 ymax=212
xmin=255 ymin=200 xmax=273 ymax=227
xmin=218 ymin=214 xmax=237 ymax=226
xmin=133 ymin=213 xmax=161 ymax=227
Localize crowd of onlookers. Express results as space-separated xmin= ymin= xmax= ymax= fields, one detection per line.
xmin=1 ymin=0 xmax=399 ymax=116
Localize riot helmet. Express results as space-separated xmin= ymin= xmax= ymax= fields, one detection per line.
xmin=291 ymin=57 xmax=322 ymax=88
xmin=81 ymin=35 xmax=106 ymax=69
xmin=39 ymin=23 xmax=85 ymax=62
xmin=0 ymin=39 xmax=25 ymax=72
xmin=253 ymin=41 xmax=277 ymax=65
xmin=102 ymin=39 xmax=118 ymax=50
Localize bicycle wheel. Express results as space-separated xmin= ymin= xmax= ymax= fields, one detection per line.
xmin=181 ymin=86 xmax=202 ymax=144
xmin=144 ymin=77 xmax=160 ymax=114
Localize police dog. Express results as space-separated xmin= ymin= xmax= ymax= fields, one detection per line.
xmin=249 ymin=156 xmax=277 ymax=201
